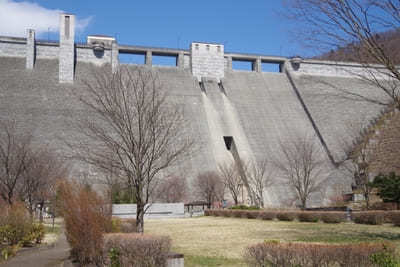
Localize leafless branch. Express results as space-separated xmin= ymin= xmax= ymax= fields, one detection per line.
xmin=193 ymin=171 xmax=224 ymax=208
xmin=246 ymin=158 xmax=275 ymax=208
xmin=70 ymin=66 xmax=193 ymax=233
xmin=274 ymin=133 xmax=327 ymax=209
xmin=284 ymin=0 xmax=400 ymax=109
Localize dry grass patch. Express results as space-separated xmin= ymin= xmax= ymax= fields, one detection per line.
xmin=145 ymin=216 xmax=400 ymax=266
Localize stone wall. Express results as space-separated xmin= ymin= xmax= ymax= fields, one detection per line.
xmin=36 ymin=44 xmax=59 ymax=59
xmin=294 ymin=59 xmax=389 ymax=79
xmin=0 ymin=39 xmax=26 ymax=57
xmin=369 ymin=111 xmax=400 ymax=175
xmin=76 ymin=46 xmax=112 ymax=65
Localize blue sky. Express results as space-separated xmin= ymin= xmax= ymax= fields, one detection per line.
xmin=0 ymin=1 xmax=305 ymax=57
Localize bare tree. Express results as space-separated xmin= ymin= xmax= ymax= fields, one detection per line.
xmin=156 ymin=175 xmax=187 ymax=203
xmin=193 ymin=171 xmax=224 ymax=208
xmin=218 ymin=161 xmax=242 ymax=205
xmin=338 ymin=119 xmax=382 ymax=209
xmin=284 ymin=0 xmax=400 ymax=110
xmin=247 ymin=159 xmax=275 ymax=208
xmin=275 ymin=134 xmax=327 ymax=209
xmin=22 ymin=148 xmax=67 ymax=219
xmin=0 ymin=120 xmax=33 ymax=205
xmin=72 ymin=66 xmax=192 ymax=233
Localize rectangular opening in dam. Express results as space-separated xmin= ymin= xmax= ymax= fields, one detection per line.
xmin=118 ymin=52 xmax=145 ymax=64
xmin=261 ymin=62 xmax=281 ymax=73
xmin=223 ymin=136 xmax=233 ymax=150
xmin=232 ymin=60 xmax=253 ymax=71
xmin=64 ymin=16 xmax=70 ymax=39
xmin=152 ymin=54 xmax=177 ymax=67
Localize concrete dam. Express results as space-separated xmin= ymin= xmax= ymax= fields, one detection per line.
xmin=0 ymin=14 xmax=392 ymax=207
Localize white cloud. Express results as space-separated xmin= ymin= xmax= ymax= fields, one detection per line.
xmin=0 ymin=0 xmax=91 ymax=37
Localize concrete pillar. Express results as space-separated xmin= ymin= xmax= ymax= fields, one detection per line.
xmin=177 ymin=52 xmax=184 ymax=68
xmin=26 ymin=29 xmax=35 ymax=69
xmin=111 ymin=41 xmax=119 ymax=73
xmin=253 ymin=57 xmax=261 ymax=72
xmin=59 ymin=14 xmax=75 ymax=83
xmin=145 ymin=50 xmax=152 ymax=66
xmin=226 ymin=56 xmax=232 ymax=72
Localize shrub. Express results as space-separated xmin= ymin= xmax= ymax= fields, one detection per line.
xmin=245 ymin=211 xmax=260 ymax=219
xmin=0 ymin=244 xmax=19 ymax=261
xmin=297 ymin=212 xmax=319 ymax=222
xmin=276 ymin=212 xmax=297 ymax=221
xmin=370 ymin=244 xmax=399 ymax=267
xmin=213 ymin=210 xmax=226 ymax=217
xmin=222 ymin=210 xmax=233 ymax=217
xmin=232 ymin=210 xmax=248 ymax=218
xmin=0 ymin=202 xmax=32 ymax=246
xmin=59 ymin=181 xmax=111 ymax=265
xmin=370 ymin=202 xmax=398 ymax=211
xmin=244 ymin=240 xmax=396 ymax=267
xmin=259 ymin=211 xmax=276 ymax=220
xmin=204 ymin=209 xmax=219 ymax=217
xmin=110 ymin=217 xmax=122 ymax=233
xmin=21 ymin=224 xmax=45 ymax=246
xmin=230 ymin=205 xmax=260 ymax=210
xmin=120 ymin=219 xmax=137 ymax=233
xmin=353 ymin=211 xmax=385 ymax=225
xmin=389 ymin=211 xmax=400 ymax=226
xmin=320 ymin=212 xmax=346 ymax=223
xmin=103 ymin=233 xmax=171 ymax=267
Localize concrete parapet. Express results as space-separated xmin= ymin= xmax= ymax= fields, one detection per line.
xmin=26 ymin=29 xmax=35 ymax=69
xmin=0 ymin=12 xmax=395 ymax=84
xmin=177 ymin=51 xmax=184 ymax=68
xmin=225 ymin=56 xmax=232 ymax=72
xmin=0 ymin=37 xmax=26 ymax=58
xmin=253 ymin=57 xmax=262 ymax=72
xmin=146 ymin=50 xmax=152 ymax=66
xmin=111 ymin=41 xmax=119 ymax=73
xmin=59 ymin=14 xmax=75 ymax=83
xmin=292 ymin=58 xmax=390 ymax=79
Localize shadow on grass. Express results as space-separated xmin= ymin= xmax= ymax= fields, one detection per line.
xmin=296 ymin=231 xmax=400 ymax=243
xmin=185 ymin=255 xmax=246 ymax=267
xmin=359 ymin=231 xmax=400 ymax=241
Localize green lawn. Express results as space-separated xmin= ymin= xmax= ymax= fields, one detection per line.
xmin=145 ymin=216 xmax=400 ymax=267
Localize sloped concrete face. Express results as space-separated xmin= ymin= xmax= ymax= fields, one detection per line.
xmin=0 ymin=54 xmax=391 ymax=207
xmin=293 ymin=74 xmax=391 ymax=162
xmin=222 ymin=71 xmax=329 ymax=205
xmin=0 ymin=58 xmax=219 ymax=194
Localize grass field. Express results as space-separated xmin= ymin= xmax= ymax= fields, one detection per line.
xmin=145 ymin=216 xmax=400 ymax=267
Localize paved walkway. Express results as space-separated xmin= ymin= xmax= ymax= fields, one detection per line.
xmin=1 ymin=231 xmax=70 ymax=267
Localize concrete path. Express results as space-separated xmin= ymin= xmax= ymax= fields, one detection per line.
xmin=1 ymin=231 xmax=70 ymax=267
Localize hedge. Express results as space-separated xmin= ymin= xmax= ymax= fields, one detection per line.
xmin=103 ymin=233 xmax=171 ymax=267
xmin=245 ymin=241 xmax=396 ymax=267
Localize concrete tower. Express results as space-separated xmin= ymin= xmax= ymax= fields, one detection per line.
xmin=26 ymin=29 xmax=35 ymax=69
xmin=191 ymin=42 xmax=224 ymax=81
xmin=59 ymin=14 xmax=75 ymax=83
